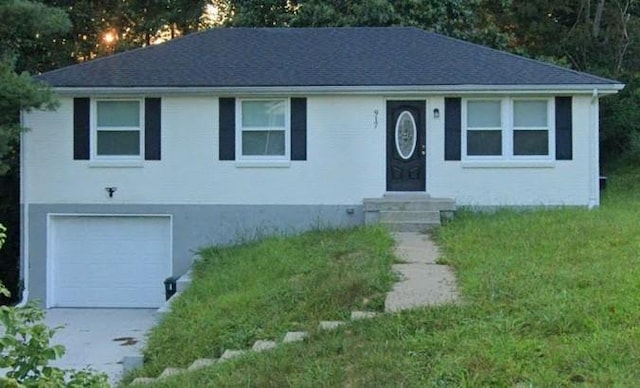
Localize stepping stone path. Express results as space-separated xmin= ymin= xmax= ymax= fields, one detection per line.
xmin=129 ymin=232 xmax=459 ymax=386
xmin=252 ymin=340 xmax=277 ymax=352
xmin=188 ymin=358 xmax=216 ymax=371
xmin=283 ymin=331 xmax=308 ymax=343
xmin=318 ymin=321 xmax=347 ymax=330
xmin=219 ymin=349 xmax=246 ymax=361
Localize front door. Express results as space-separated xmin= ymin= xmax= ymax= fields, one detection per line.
xmin=386 ymin=100 xmax=426 ymax=191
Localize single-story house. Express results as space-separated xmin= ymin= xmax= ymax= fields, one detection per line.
xmin=20 ymin=27 xmax=623 ymax=308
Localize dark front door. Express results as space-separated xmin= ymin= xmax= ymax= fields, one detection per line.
xmin=386 ymin=100 xmax=426 ymax=191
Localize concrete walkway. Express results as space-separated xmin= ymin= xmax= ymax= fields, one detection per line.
xmin=385 ymin=232 xmax=459 ymax=312
xmin=45 ymin=309 xmax=157 ymax=385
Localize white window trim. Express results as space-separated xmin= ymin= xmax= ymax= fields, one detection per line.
xmin=91 ymin=98 xmax=144 ymax=161
xmin=462 ymin=97 xmax=555 ymax=161
xmin=235 ymin=98 xmax=290 ymax=161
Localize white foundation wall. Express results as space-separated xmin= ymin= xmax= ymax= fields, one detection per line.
xmin=426 ymin=95 xmax=597 ymax=206
xmin=23 ymin=95 xmax=387 ymax=205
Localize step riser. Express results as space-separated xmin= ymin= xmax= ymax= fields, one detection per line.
xmin=379 ymin=211 xmax=440 ymax=223
xmin=381 ymin=222 xmax=439 ymax=232
xmin=364 ymin=201 xmax=455 ymax=212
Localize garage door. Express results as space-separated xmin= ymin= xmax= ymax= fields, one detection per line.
xmin=49 ymin=215 xmax=171 ymax=308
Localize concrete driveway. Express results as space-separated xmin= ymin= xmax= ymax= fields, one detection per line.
xmin=45 ymin=309 xmax=158 ymax=384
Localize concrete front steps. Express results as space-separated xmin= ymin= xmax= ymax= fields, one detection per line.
xmin=364 ymin=194 xmax=456 ymax=232
xmin=129 ymin=311 xmax=378 ymax=386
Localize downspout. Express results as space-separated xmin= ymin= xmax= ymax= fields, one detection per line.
xmin=588 ymin=89 xmax=600 ymax=209
xmin=16 ymin=110 xmax=29 ymax=307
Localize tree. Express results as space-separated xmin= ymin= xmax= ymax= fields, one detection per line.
xmin=0 ymin=0 xmax=72 ymax=73
xmin=491 ymin=0 xmax=640 ymax=166
xmin=0 ymin=0 xmax=70 ymax=303
xmin=0 ymin=0 xmax=69 ymax=165
xmin=227 ymin=0 xmax=511 ymax=48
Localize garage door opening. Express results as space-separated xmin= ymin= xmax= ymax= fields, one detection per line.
xmin=47 ymin=215 xmax=172 ymax=308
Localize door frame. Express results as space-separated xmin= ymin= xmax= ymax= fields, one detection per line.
xmin=46 ymin=213 xmax=173 ymax=308
xmin=385 ymin=99 xmax=427 ymax=192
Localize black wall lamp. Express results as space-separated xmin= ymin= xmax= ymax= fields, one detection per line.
xmin=105 ymin=187 xmax=117 ymax=198
xmin=433 ymin=108 xmax=440 ymax=119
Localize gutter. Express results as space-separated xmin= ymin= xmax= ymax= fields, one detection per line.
xmin=50 ymin=83 xmax=626 ymax=97
xmin=16 ymin=110 xmax=29 ymax=307
xmin=588 ymin=88 xmax=600 ymax=209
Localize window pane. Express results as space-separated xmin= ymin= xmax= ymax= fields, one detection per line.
xmin=467 ymin=130 xmax=502 ymax=156
xmin=514 ymin=130 xmax=548 ymax=155
xmin=467 ymin=101 xmax=501 ymax=127
xmin=242 ymin=100 xmax=285 ymax=127
xmin=97 ymin=101 xmax=140 ymax=127
xmin=242 ymin=130 xmax=285 ymax=156
xmin=97 ymin=130 xmax=140 ymax=155
xmin=514 ymin=100 xmax=547 ymax=127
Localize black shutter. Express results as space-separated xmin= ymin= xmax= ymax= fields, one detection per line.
xmin=291 ymin=98 xmax=307 ymax=161
xmin=145 ymin=98 xmax=161 ymax=160
xmin=73 ymin=98 xmax=90 ymax=160
xmin=219 ymin=98 xmax=235 ymax=160
xmin=444 ymin=97 xmax=462 ymax=161
xmin=555 ymin=96 xmax=573 ymax=160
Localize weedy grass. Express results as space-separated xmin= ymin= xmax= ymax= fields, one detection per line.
xmin=138 ymin=168 xmax=640 ymax=387
xmin=122 ymin=225 xmax=396 ymax=382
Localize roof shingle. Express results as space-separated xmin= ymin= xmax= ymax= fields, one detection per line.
xmin=37 ymin=27 xmax=618 ymax=88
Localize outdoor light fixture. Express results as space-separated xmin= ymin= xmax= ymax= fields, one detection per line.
xmin=105 ymin=187 xmax=117 ymax=198
xmin=433 ymin=108 xmax=440 ymax=119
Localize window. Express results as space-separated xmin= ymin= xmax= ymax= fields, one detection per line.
xmin=466 ymin=100 xmax=502 ymax=156
xmin=238 ymin=99 xmax=288 ymax=158
xmin=94 ymin=100 xmax=142 ymax=158
xmin=513 ymin=100 xmax=549 ymax=156
xmin=463 ymin=98 xmax=552 ymax=160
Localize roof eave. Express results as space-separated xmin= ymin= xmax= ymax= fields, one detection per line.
xmin=49 ymin=83 xmax=625 ymax=96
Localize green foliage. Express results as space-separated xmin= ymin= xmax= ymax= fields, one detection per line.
xmin=0 ymin=58 xmax=56 ymax=174
xmin=0 ymin=286 xmax=109 ymax=387
xmin=0 ymin=0 xmax=71 ymax=73
xmin=228 ymin=0 xmax=512 ymax=48
xmin=123 ymin=226 xmax=396 ymax=382
xmin=147 ymin=168 xmax=640 ymax=387
xmin=601 ymin=73 xmax=640 ymax=168
xmin=0 ymin=223 xmax=5 ymax=249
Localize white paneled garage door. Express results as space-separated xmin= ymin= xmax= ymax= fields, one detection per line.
xmin=49 ymin=215 xmax=171 ymax=308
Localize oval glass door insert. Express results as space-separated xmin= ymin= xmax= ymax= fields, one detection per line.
xmin=395 ymin=111 xmax=417 ymax=159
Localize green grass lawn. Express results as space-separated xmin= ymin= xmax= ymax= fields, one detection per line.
xmin=123 ymin=226 xmax=396 ymax=383
xmin=130 ymin=168 xmax=640 ymax=387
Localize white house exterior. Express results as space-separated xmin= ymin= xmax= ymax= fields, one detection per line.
xmin=20 ymin=27 xmax=623 ymax=308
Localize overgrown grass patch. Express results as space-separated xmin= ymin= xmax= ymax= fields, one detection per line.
xmin=144 ymin=168 xmax=640 ymax=387
xmin=124 ymin=225 xmax=396 ymax=382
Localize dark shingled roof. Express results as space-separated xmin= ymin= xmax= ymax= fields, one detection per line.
xmin=37 ymin=27 xmax=618 ymax=88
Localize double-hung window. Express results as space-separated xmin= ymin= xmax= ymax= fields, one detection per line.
xmin=238 ymin=99 xmax=289 ymax=159
xmin=465 ymin=100 xmax=503 ymax=156
xmin=94 ymin=100 xmax=143 ymax=159
xmin=463 ymin=98 xmax=552 ymax=160
xmin=513 ymin=100 xmax=550 ymax=156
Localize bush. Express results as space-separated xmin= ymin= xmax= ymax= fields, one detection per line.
xmin=0 ymin=284 xmax=109 ymax=387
